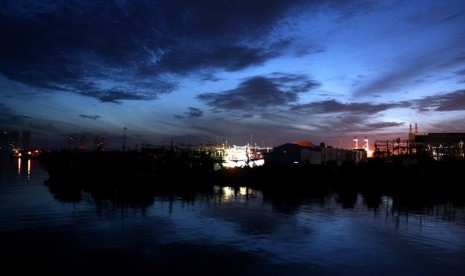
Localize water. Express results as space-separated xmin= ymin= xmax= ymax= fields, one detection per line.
xmin=1 ymin=157 xmax=464 ymax=275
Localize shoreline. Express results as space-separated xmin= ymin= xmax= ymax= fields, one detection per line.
xmin=39 ymin=151 xmax=465 ymax=201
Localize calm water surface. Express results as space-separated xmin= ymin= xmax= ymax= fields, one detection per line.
xmin=1 ymin=157 xmax=464 ymax=275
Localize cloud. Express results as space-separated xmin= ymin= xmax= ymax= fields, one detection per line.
xmin=173 ymin=107 xmax=204 ymax=119
xmin=353 ymin=58 xmax=434 ymax=97
xmin=428 ymin=117 xmax=465 ymax=133
xmin=177 ymin=116 xmax=313 ymax=146
xmin=414 ymin=90 xmax=465 ymax=111
xmin=198 ymin=74 xmax=319 ymax=112
xmin=79 ymin=114 xmax=101 ymax=120
xmin=456 ymin=68 xmax=465 ymax=76
xmin=326 ymin=118 xmax=405 ymax=139
xmin=403 ymin=2 xmax=465 ymax=26
xmin=94 ymin=90 xmax=159 ymax=104
xmin=185 ymin=107 xmax=203 ymax=118
xmin=291 ymin=99 xmax=407 ymax=115
xmin=365 ymin=122 xmax=404 ymax=130
xmin=353 ymin=43 xmax=465 ymax=97
xmin=268 ymin=72 xmax=320 ymax=94
xmin=199 ymin=73 xmax=222 ymax=82
xmin=0 ymin=0 xmax=312 ymax=102
xmin=0 ymin=104 xmax=30 ymax=127
xmin=329 ymin=0 xmax=379 ymax=21
xmin=0 ymin=103 xmax=67 ymax=147
xmin=351 ymin=75 xmax=366 ymax=87
xmin=0 ymin=0 xmax=387 ymax=104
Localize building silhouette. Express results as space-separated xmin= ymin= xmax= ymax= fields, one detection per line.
xmin=265 ymin=141 xmax=366 ymax=166
xmin=68 ymin=135 xmax=78 ymax=151
xmin=0 ymin=130 xmax=20 ymax=151
xmin=93 ymin=135 xmax=107 ymax=151
xmin=79 ymin=135 xmax=88 ymax=151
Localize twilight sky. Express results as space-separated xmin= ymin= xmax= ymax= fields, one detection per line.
xmin=1 ymin=0 xmax=465 ymax=149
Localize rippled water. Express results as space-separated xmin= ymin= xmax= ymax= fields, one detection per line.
xmin=1 ymin=157 xmax=464 ymax=275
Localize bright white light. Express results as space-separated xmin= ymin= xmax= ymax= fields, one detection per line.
xmin=221 ymin=145 xmax=265 ymax=169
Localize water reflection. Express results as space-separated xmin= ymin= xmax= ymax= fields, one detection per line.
xmin=43 ymin=174 xmax=465 ymax=228
xmin=2 ymin=159 xmax=465 ymax=275
xmin=16 ymin=157 xmax=21 ymax=175
xmin=33 ymin=186 xmax=465 ymax=228
xmin=335 ymin=189 xmax=358 ymax=209
xmin=27 ymin=159 xmax=31 ymax=178
xmin=13 ymin=157 xmax=32 ymax=178
xmin=218 ymin=186 xmax=262 ymax=202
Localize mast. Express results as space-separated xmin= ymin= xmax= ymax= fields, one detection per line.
xmin=122 ymin=127 xmax=127 ymax=151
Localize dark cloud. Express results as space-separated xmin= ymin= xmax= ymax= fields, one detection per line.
xmin=198 ymin=74 xmax=318 ymax=112
xmin=94 ymin=90 xmax=157 ymax=104
xmin=414 ymin=90 xmax=465 ymax=111
xmin=291 ymin=100 xmax=407 ymax=115
xmin=3 ymin=0 xmax=461 ymax=149
xmin=173 ymin=107 xmax=203 ymax=119
xmin=161 ymin=45 xmax=278 ymax=73
xmin=0 ymin=0 xmax=384 ymax=103
xmin=200 ymin=73 xmax=222 ymax=82
xmin=79 ymin=114 xmax=101 ymax=120
xmin=268 ymin=72 xmax=320 ymax=93
xmin=198 ymin=77 xmax=291 ymax=111
xmin=173 ymin=107 xmax=204 ymax=119
xmin=456 ymin=68 xmax=465 ymax=76
xmin=0 ymin=0 xmax=311 ymax=102
xmin=185 ymin=107 xmax=203 ymax=118
xmin=365 ymin=122 xmax=404 ymax=130
xmin=95 ymin=81 xmax=177 ymax=103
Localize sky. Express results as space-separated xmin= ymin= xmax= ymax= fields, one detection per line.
xmin=1 ymin=0 xmax=465 ymax=150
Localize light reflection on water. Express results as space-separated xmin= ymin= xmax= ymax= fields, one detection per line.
xmin=1 ymin=157 xmax=465 ymax=275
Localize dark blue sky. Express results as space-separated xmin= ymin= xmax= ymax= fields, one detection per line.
xmin=1 ymin=0 xmax=465 ymax=149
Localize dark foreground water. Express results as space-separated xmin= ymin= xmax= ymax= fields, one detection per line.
xmin=1 ymin=157 xmax=465 ymax=275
